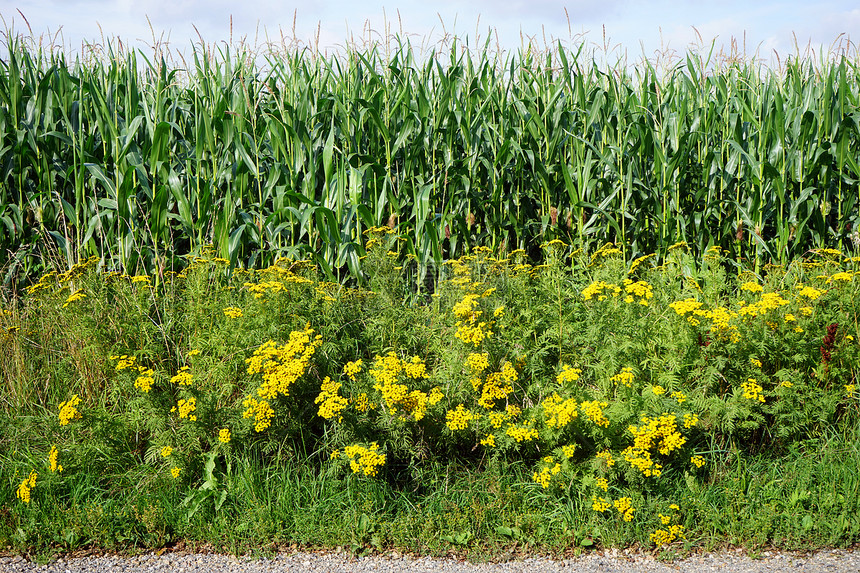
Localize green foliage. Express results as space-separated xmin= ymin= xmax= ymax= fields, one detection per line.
xmin=1 ymin=32 xmax=860 ymax=291
xmin=1 ymin=242 xmax=860 ymax=555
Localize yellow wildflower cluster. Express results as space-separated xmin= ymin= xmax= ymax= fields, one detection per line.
xmin=623 ymin=279 xmax=653 ymax=305
xmin=218 ymin=428 xmax=231 ymax=443
xmin=112 ymin=354 xmax=137 ymax=371
xmin=343 ymin=359 xmax=363 ymax=381
xmin=370 ymin=353 xmax=435 ymax=420
xmin=742 ymin=378 xmax=766 ymax=403
xmin=466 ymin=352 xmax=489 ymax=374
xmin=476 ymin=361 xmax=517 ymax=409
xmin=134 ymin=367 xmax=155 ymax=393
xmin=63 ymin=290 xmax=87 ymax=308
xmin=592 ymin=496 xmax=612 ymax=512
xmin=622 ymin=414 xmax=687 ymax=478
xmin=176 ymin=397 xmax=197 ymax=421
xmin=668 ymin=297 xmax=714 ymax=327
xmin=337 ymin=442 xmax=386 ymax=476
xmin=651 ymin=524 xmax=685 ymax=546
xmin=49 ymin=446 xmax=63 ymax=473
xmin=541 ymin=393 xmax=578 ymax=428
xmin=532 ymin=457 xmax=562 ymax=488
xmin=160 ymin=446 xmax=173 ymax=457
xmin=611 ymin=367 xmax=635 ymax=387
xmin=453 ymin=294 xmax=494 ymax=346
xmin=58 ymin=394 xmax=82 ymax=426
xmin=691 ymin=455 xmax=706 ymax=468
xmin=445 ymin=404 xmax=474 ymax=430
xmin=171 ymin=467 xmax=181 ymax=478
xmin=590 ymin=243 xmax=623 ymax=265
xmin=682 ymin=413 xmax=698 ymax=428
xmin=16 ymin=470 xmax=37 ymax=503
xmin=738 ymin=292 xmax=790 ymax=318
xmin=455 ymin=319 xmax=492 ymax=346
xmin=352 ymin=393 xmax=374 ymax=413
xmin=670 ymin=391 xmax=686 ymax=403
xmin=740 ymin=281 xmax=764 ymax=293
xmin=562 ymin=444 xmax=577 ymax=458
xmin=847 ymin=384 xmax=857 ymax=396
xmin=629 ymin=413 xmax=687 ymax=456
xmin=596 ymin=450 xmax=615 ymax=466
xmin=829 ymin=271 xmax=854 ymax=283
xmin=223 ymin=306 xmax=243 ymax=318
xmin=629 ymin=253 xmax=656 ymax=274
xmin=244 ymin=274 xmax=313 ymax=299
xmin=315 ymin=376 xmax=349 ymax=420
xmin=556 ymin=364 xmax=582 ymax=384
xmin=651 ymin=385 xmax=666 ymax=396
xmin=403 ymin=355 xmax=427 ymax=379
xmin=580 ymin=400 xmax=610 ymax=427
xmin=505 ymin=422 xmax=539 ymax=442
xmin=246 ymin=325 xmax=322 ymax=400
xmin=242 ymin=397 xmax=275 ymax=432
xmin=452 ymin=294 xmax=480 ymax=318
xmin=582 ymin=281 xmax=621 ymax=301
xmin=797 ymin=285 xmax=824 ymax=300
xmin=595 ymin=477 xmax=609 ymax=491
xmin=170 ymin=366 xmax=193 ymax=387
xmin=613 ymin=497 xmax=635 ymax=521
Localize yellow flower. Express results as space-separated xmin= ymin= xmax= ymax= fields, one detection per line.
xmin=596 ymin=450 xmax=615 ymax=467
xmin=58 ymin=394 xmax=82 ymax=426
xmin=341 ymin=442 xmax=386 ymax=477
xmin=16 ymin=470 xmax=38 ymax=503
xmin=170 ymin=366 xmax=193 ymax=387
xmin=610 ymin=367 xmax=634 ymax=387
xmin=343 ymin=359 xmax=363 ymax=381
xmin=595 ymin=477 xmax=608 ymax=491
xmin=223 ymin=306 xmax=243 ymax=318
xmin=591 ymin=496 xmax=612 ymax=512
xmin=613 ymin=497 xmax=635 ymax=521
xmin=171 ymin=467 xmax=181 ymax=478
xmin=177 ymin=397 xmax=197 ymax=420
xmin=160 ymin=446 xmax=173 ymax=458
xmin=218 ymin=428 xmax=231 ymax=443
xmin=135 ymin=367 xmax=155 ymax=393
xmin=48 ymin=446 xmax=63 ymax=473
xmin=846 ymin=384 xmax=856 ymax=396
xmin=741 ymin=378 xmax=766 ymax=403
xmin=580 ymin=400 xmax=610 ymax=427
xmin=445 ymin=404 xmax=474 ymax=431
xmin=691 ymin=455 xmax=706 ymax=468
xmin=557 ymin=364 xmax=583 ymax=384
xmin=650 ymin=385 xmax=665 ymax=396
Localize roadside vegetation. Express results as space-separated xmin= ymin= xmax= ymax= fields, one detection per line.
xmin=2 ymin=234 xmax=859 ymax=559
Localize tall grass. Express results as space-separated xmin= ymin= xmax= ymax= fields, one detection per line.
xmin=1 ymin=30 xmax=859 ymax=288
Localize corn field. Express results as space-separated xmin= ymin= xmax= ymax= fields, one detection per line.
xmin=1 ymin=32 xmax=859 ymax=287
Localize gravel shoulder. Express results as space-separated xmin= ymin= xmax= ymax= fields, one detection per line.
xmin=2 ymin=548 xmax=860 ymax=573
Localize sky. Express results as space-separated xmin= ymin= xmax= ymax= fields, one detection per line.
xmin=2 ymin=1 xmax=859 ymax=65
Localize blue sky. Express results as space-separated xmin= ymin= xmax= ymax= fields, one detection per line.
xmin=3 ymin=1 xmax=859 ymax=63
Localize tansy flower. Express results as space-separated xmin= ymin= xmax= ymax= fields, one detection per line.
xmin=218 ymin=428 xmax=231 ymax=443
xmin=48 ymin=446 xmax=63 ymax=473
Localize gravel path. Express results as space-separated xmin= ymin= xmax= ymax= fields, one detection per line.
xmin=2 ymin=548 xmax=860 ymax=573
